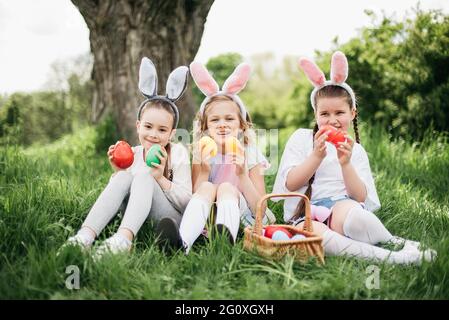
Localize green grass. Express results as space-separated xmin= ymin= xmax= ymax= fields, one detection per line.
xmin=1 ymin=125 xmax=448 ymax=299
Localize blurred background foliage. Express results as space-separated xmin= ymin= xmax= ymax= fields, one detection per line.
xmin=1 ymin=8 xmax=448 ymax=149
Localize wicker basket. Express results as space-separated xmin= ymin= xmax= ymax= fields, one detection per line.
xmin=243 ymin=193 xmax=325 ymax=264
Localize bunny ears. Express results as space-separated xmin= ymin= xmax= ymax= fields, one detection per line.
xmin=189 ymin=61 xmax=251 ymax=119
xmin=298 ymin=51 xmax=356 ymax=110
xmin=137 ymin=57 xmax=189 ymax=127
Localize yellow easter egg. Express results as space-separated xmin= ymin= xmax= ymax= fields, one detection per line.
xmin=199 ymin=136 xmax=218 ymax=157
xmin=225 ymin=136 xmax=242 ymax=156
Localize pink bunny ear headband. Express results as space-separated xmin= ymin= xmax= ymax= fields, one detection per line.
xmin=298 ymin=51 xmax=356 ymax=110
xmin=189 ymin=61 xmax=251 ymax=119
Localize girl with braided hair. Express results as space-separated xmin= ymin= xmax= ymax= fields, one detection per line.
xmin=272 ymin=51 xmax=436 ymax=265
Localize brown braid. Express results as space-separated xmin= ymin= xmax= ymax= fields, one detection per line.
xmin=353 ymin=110 xmax=360 ymax=144
xmin=292 ymin=123 xmax=319 ymax=221
xmin=163 ymin=143 xmax=173 ymax=181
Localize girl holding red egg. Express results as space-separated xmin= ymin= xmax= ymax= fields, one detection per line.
xmin=60 ymin=58 xmax=192 ymax=258
xmin=273 ymin=51 xmax=436 ymax=265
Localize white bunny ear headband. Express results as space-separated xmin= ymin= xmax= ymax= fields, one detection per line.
xmin=298 ymin=51 xmax=356 ymax=110
xmin=137 ymin=57 xmax=189 ymax=128
xmin=189 ymin=61 xmax=251 ymax=119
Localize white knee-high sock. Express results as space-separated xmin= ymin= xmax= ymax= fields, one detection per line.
xmin=343 ymin=206 xmax=394 ymax=245
xmin=179 ymin=196 xmax=212 ymax=253
xmin=342 ymin=206 xmax=434 ymax=256
xmin=216 ymin=198 xmax=240 ymax=242
xmin=323 ymin=230 xmax=424 ymax=265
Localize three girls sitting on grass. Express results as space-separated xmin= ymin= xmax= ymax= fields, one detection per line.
xmin=61 ymin=52 xmax=436 ymax=265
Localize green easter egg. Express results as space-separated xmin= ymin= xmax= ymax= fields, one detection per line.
xmin=146 ymin=144 xmax=162 ymax=168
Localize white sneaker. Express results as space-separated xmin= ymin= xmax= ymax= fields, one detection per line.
xmin=57 ymin=234 xmax=93 ymax=255
xmin=403 ymin=241 xmax=437 ymax=263
xmin=93 ymin=233 xmax=132 ymax=260
xmin=400 ymin=241 xmax=437 ymax=264
xmin=182 ymin=241 xmax=190 ymax=255
xmin=387 ymin=236 xmax=421 ymax=250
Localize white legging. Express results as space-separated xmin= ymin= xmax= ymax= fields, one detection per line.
xmin=82 ymin=170 xmax=181 ymax=237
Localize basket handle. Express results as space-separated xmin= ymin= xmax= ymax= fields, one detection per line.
xmin=254 ymin=193 xmax=313 ymax=235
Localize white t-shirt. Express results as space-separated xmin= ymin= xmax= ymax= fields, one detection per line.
xmin=126 ymin=143 xmax=192 ymax=212
xmin=272 ymin=128 xmax=380 ymax=222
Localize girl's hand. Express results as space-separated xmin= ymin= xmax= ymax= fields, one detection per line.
xmin=312 ymin=128 xmax=329 ymax=160
xmin=231 ymin=144 xmax=246 ymax=177
xmin=196 ymin=142 xmax=214 ymax=173
xmin=150 ymin=146 xmax=168 ymax=180
xmin=337 ymin=134 xmax=354 ymax=166
xmin=107 ymin=145 xmax=122 ymax=172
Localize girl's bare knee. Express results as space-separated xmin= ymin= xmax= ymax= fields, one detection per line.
xmin=217 ymin=182 xmax=238 ymax=199
xmin=296 ymin=220 xmax=328 ymax=236
xmin=195 ymin=181 xmax=217 ymax=202
xmin=332 ymin=199 xmax=360 ymax=214
xmin=330 ymin=200 xmax=362 ymax=234
xmin=198 ymin=181 xmax=214 ymax=190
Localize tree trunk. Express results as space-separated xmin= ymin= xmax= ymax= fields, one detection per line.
xmin=71 ymin=0 xmax=214 ymax=143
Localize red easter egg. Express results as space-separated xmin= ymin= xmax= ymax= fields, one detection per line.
xmin=112 ymin=140 xmax=134 ymax=169
xmin=264 ymin=226 xmax=293 ymax=239
xmin=321 ymin=125 xmax=347 ymax=146
xmin=328 ymin=130 xmax=346 ymax=145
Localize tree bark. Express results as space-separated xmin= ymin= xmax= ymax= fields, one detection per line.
xmin=71 ymin=0 xmax=214 ymax=143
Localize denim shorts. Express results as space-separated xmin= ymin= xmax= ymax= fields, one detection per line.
xmin=311 ymin=195 xmax=350 ymax=209
xmin=290 ymin=195 xmax=358 ymax=227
